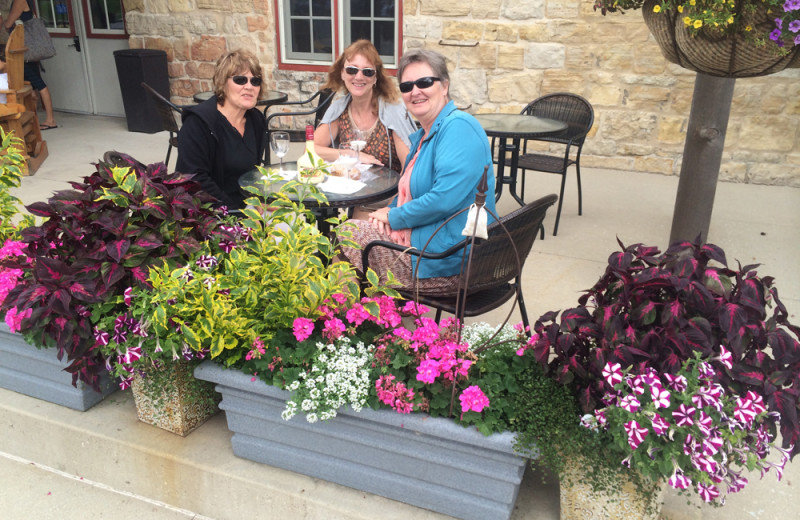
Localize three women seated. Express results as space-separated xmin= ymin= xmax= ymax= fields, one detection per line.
xmin=175 ymin=43 xmax=495 ymax=293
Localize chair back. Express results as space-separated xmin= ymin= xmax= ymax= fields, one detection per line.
xmin=4 ymin=25 xmax=26 ymax=92
xmin=521 ymin=93 xmax=594 ymax=146
xmin=264 ymin=89 xmax=334 ymax=163
xmin=462 ymin=193 xmax=558 ymax=295
xmin=141 ymin=82 xmax=182 ymax=134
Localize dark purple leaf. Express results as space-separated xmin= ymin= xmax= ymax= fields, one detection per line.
xmin=106 ymin=239 xmax=131 ymax=263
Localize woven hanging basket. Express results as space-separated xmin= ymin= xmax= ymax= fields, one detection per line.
xmin=642 ymin=0 xmax=800 ymax=77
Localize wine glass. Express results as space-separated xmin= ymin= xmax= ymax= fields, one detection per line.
xmin=270 ymin=131 xmax=290 ymax=173
xmin=338 ymin=143 xmax=359 ymax=177
xmin=351 ymin=129 xmax=367 ymax=155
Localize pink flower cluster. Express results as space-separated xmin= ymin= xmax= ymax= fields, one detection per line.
xmin=591 ymin=352 xmax=790 ymax=504
xmin=0 ymin=239 xmax=30 ymax=331
xmin=376 ymin=374 xmax=415 ymax=413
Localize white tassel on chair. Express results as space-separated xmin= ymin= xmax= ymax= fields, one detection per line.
xmin=461 ymin=203 xmax=488 ymax=239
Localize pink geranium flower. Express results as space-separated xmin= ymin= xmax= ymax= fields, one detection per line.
xmin=459 ymin=385 xmax=490 ymax=414
xmin=292 ymin=317 xmax=314 ymax=341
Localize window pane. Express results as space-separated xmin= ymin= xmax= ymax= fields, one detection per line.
xmin=311 ymin=0 xmax=331 ymax=17
xmin=351 ymin=0 xmax=370 ymax=17
xmin=312 ymin=19 xmax=332 ymax=55
xmin=107 ymin=0 xmax=124 ymax=29
xmin=89 ymin=0 xmax=108 ymax=30
xmin=290 ymin=0 xmax=309 ymax=17
xmin=374 ymin=0 xmax=393 ymax=18
xmin=291 ymin=19 xmax=311 ymax=53
xmin=350 ymin=20 xmax=370 ymax=42
xmin=373 ymin=21 xmax=394 ymax=56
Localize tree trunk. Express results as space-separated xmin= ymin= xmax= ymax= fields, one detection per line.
xmin=669 ymin=73 xmax=735 ymax=245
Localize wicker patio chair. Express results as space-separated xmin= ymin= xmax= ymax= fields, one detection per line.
xmin=516 ymin=93 xmax=594 ymax=236
xmin=362 ymin=193 xmax=558 ymax=329
xmin=141 ymin=82 xmax=184 ymax=167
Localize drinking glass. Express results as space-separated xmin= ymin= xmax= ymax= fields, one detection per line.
xmin=351 ymin=129 xmax=367 ymax=154
xmin=338 ymin=143 xmax=359 ymax=176
xmin=270 ymin=131 xmax=290 ymax=172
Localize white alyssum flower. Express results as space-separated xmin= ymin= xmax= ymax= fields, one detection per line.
xmin=280 ymin=336 xmax=375 ymax=423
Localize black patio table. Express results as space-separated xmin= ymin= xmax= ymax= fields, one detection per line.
xmin=192 ymin=89 xmax=289 ymax=110
xmin=238 ymin=161 xmax=400 ymax=235
xmin=474 ymin=113 xmax=567 ymax=205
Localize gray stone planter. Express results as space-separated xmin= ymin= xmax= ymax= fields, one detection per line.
xmin=0 ymin=323 xmax=117 ymax=411
xmin=195 ymin=360 xmax=527 ymax=520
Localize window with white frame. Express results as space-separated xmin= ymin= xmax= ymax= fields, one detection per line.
xmin=279 ymin=0 xmax=399 ymax=67
xmin=35 ymin=0 xmax=70 ymax=32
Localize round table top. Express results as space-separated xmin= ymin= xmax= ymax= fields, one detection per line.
xmin=474 ymin=113 xmax=567 ymax=139
xmin=192 ymin=89 xmax=289 ymax=106
xmin=238 ymin=162 xmax=400 ymax=209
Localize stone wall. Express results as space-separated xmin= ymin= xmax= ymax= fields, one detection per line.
xmin=123 ymin=0 xmax=800 ymax=186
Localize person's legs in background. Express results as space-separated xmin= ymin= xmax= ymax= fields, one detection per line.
xmin=36 ymin=86 xmax=55 ymax=128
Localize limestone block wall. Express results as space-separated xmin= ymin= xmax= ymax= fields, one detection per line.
xmin=123 ymin=0 xmax=800 ymax=186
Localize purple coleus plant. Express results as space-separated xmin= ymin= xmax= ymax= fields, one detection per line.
xmin=0 ymin=153 xmax=231 ymax=390
xmin=526 ymin=238 xmax=800 ymax=458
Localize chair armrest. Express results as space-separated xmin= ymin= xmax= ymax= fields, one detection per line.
xmin=361 ymin=237 xmax=472 ymax=274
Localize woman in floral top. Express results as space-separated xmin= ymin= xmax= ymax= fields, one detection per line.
xmin=315 ymin=40 xmax=416 ymax=173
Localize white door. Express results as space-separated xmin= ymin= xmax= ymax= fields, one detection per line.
xmin=37 ymin=0 xmax=128 ymax=116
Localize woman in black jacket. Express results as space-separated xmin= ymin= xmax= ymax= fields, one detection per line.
xmin=176 ymin=49 xmax=266 ymax=210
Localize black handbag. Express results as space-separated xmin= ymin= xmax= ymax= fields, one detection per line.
xmin=23 ymin=17 xmax=56 ymax=62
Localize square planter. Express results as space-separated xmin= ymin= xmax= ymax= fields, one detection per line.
xmin=195 ymin=360 xmax=527 ymax=520
xmin=0 ymin=323 xmax=117 ymax=411
xmin=131 ymin=360 xmax=220 ymax=436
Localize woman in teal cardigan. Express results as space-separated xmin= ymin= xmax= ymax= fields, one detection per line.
xmin=341 ymin=49 xmax=495 ymax=295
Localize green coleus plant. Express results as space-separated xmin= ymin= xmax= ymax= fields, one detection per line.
xmin=526 ymin=238 xmax=800 ymax=458
xmin=94 ymin=168 xmax=362 ymax=388
xmin=0 ymin=153 xmax=227 ymax=390
xmin=0 ymin=129 xmax=35 ymax=242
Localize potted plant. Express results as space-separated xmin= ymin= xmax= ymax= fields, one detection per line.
xmin=594 ymin=0 xmax=800 ymax=76
xmin=0 ymin=130 xmax=114 ymax=411
xmin=194 ymin=297 xmax=535 ymax=520
xmin=0 ymin=152 xmax=225 ymax=407
xmin=95 ymin=170 xmax=358 ymax=433
xmin=516 ymin=238 xmax=799 ymax=518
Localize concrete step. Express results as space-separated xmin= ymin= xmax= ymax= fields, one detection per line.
xmin=0 ymin=387 xmax=559 ymax=520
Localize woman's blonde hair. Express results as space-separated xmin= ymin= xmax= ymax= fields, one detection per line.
xmin=322 ymin=40 xmax=399 ymax=109
xmin=213 ymin=49 xmax=264 ymax=104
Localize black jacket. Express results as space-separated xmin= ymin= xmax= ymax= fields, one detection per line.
xmin=175 ymin=97 xmax=266 ymax=209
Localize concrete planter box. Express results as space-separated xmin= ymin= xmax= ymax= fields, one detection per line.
xmin=0 ymin=323 xmax=117 ymax=411
xmin=195 ymin=360 xmax=527 ymax=520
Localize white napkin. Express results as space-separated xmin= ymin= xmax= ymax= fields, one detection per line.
xmin=318 ymin=176 xmax=366 ymax=194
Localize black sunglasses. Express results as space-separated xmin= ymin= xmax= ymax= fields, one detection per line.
xmin=344 ymin=66 xmax=376 ymax=78
xmin=231 ymin=75 xmax=263 ymax=87
xmin=398 ymin=76 xmax=441 ymax=93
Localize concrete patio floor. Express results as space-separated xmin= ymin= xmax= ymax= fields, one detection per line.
xmin=1 ymin=111 xmax=799 ymax=519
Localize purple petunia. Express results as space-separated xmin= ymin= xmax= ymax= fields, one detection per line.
xmin=770 ymin=28 xmax=783 ymax=41
xmin=602 ymin=362 xmax=623 ymax=386
xmin=784 ymin=0 xmax=800 ymax=12
xmin=790 ymin=20 xmax=800 ymax=33
xmin=624 ymin=420 xmax=649 ymax=449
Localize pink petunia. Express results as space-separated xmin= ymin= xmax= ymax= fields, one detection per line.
xmin=668 ymin=468 xmax=691 ymax=490
xmin=717 ymin=345 xmax=733 ymax=370
xmin=623 ymin=420 xmax=649 ymax=450
xmin=651 ymin=413 xmax=670 ymax=435
xmin=665 ymin=373 xmax=688 ymax=392
xmin=602 ymin=362 xmax=623 ymax=387
xmin=292 ymin=317 xmax=314 ymax=342
xmin=673 ymin=404 xmax=696 ymax=427
xmin=459 ymin=385 xmax=490 ymax=414
xmin=697 ymin=482 xmax=720 ymax=503
xmin=620 ymin=395 xmax=641 ymax=413
xmin=650 ymin=384 xmax=671 ymax=409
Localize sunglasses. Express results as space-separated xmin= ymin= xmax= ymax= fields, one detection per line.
xmin=344 ymin=66 xmax=376 ymax=77
xmin=398 ymin=76 xmax=441 ymax=93
xmin=231 ymin=75 xmax=263 ymax=87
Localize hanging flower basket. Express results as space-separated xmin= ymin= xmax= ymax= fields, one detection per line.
xmin=131 ymin=361 xmax=220 ymax=436
xmin=641 ymin=0 xmax=800 ymax=77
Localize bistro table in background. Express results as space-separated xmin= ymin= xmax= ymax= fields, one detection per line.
xmin=474 ymin=113 xmax=567 ymax=206
xmin=192 ymin=89 xmax=289 ymax=112
xmin=238 ymin=161 xmax=400 ymax=235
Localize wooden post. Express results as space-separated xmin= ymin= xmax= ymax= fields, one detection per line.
xmin=668 ymin=72 xmax=735 ymax=245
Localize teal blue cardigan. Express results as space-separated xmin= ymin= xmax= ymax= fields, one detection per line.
xmin=387 ymin=101 xmax=496 ymax=279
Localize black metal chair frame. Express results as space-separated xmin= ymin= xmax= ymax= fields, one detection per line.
xmin=263 ymin=89 xmax=334 ymax=165
xmin=514 ymin=92 xmax=594 ymax=237
xmin=361 ymin=193 xmax=558 ymax=330
xmin=141 ymin=82 xmax=184 ymax=167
